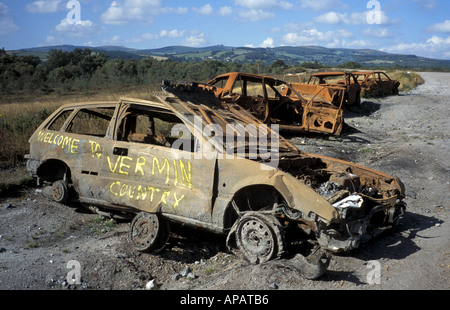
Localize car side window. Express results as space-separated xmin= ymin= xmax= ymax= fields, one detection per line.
xmin=66 ymin=107 xmax=115 ymax=137
xmin=117 ymin=107 xmax=195 ymax=152
xmin=47 ymin=109 xmax=73 ymax=131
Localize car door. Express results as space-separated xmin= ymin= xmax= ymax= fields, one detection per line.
xmin=100 ymin=101 xmax=217 ymax=224
xmin=50 ymin=104 xmax=116 ymax=201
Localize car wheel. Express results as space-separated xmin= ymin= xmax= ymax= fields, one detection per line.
xmin=129 ymin=212 xmax=170 ymax=253
xmin=51 ymin=180 xmax=68 ymax=204
xmin=234 ymin=212 xmax=285 ymax=264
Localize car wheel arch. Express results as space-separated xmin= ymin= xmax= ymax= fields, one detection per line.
xmin=36 ymin=158 xmax=71 ymax=184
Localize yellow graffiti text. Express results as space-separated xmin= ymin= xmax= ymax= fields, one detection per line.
xmin=109 ymin=181 xmax=185 ymax=208
xmin=88 ymin=141 xmax=102 ymax=158
xmin=37 ymin=131 xmax=80 ymax=154
xmin=106 ymin=155 xmax=192 ymax=188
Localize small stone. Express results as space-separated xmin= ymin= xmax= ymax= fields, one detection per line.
xmin=145 ymin=279 xmax=156 ymax=290
xmin=186 ymin=272 xmax=196 ymax=280
xmin=171 ymin=273 xmax=181 ymax=281
xmin=269 ymin=282 xmax=278 ymax=289
xmin=180 ymin=266 xmax=191 ymax=277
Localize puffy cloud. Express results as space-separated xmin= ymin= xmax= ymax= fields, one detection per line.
xmin=54 ymin=18 xmax=101 ymax=37
xmin=235 ymin=0 xmax=293 ymax=10
xmin=193 ymin=4 xmax=213 ymax=16
xmin=238 ymin=9 xmax=275 ymax=22
xmin=218 ymin=6 xmax=232 ymax=16
xmin=160 ymin=29 xmax=186 ymax=38
xmin=282 ymin=28 xmax=360 ymax=48
xmin=101 ymin=0 xmax=183 ymax=25
xmin=315 ymin=12 xmax=349 ymax=25
xmin=260 ymin=37 xmax=275 ymax=48
xmin=427 ymin=20 xmax=450 ymax=33
xmin=183 ymin=33 xmax=207 ymax=47
xmin=384 ymin=35 xmax=450 ymax=59
xmin=25 ymin=0 xmax=62 ymax=13
xmin=299 ymin=0 xmax=346 ymax=11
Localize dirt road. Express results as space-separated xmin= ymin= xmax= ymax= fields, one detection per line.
xmin=0 ymin=72 xmax=448 ymax=291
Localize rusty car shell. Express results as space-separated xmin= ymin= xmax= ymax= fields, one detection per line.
xmin=289 ymin=72 xmax=361 ymax=106
xmin=203 ymin=72 xmax=345 ymax=136
xmin=26 ymin=86 xmax=405 ymax=278
xmin=352 ymin=71 xmax=401 ymax=97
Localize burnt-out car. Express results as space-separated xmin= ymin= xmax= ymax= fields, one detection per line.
xmin=353 ymin=71 xmax=401 ymax=97
xmin=289 ymin=72 xmax=361 ymax=106
xmin=204 ymin=72 xmax=345 ymax=136
xmin=26 ymin=86 xmax=405 ymax=279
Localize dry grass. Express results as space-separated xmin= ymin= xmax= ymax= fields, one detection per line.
xmin=387 ymin=70 xmax=425 ymax=92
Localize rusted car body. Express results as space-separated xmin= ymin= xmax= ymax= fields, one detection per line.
xmin=289 ymin=72 xmax=361 ymax=106
xmin=26 ymin=86 xmax=405 ymax=278
xmin=204 ymin=72 xmax=345 ymax=135
xmin=352 ymin=71 xmax=400 ymax=97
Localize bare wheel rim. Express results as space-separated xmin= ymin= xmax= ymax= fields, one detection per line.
xmin=129 ymin=212 xmax=160 ymax=252
xmin=236 ymin=213 xmax=280 ymax=264
xmin=52 ymin=180 xmax=68 ymax=203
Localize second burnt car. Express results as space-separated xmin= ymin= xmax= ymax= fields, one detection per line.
xmin=353 ymin=71 xmax=401 ymax=97
xmin=203 ymin=72 xmax=345 ymax=135
xmin=26 ymin=85 xmax=406 ymax=279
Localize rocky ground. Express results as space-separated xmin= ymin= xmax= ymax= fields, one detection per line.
xmin=0 ymin=72 xmax=448 ymax=294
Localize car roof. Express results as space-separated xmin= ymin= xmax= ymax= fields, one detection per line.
xmin=209 ymin=72 xmax=284 ymax=83
xmin=311 ymin=72 xmax=349 ymax=76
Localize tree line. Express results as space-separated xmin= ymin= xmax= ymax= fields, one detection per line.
xmin=1 ymin=48 xmax=307 ymax=96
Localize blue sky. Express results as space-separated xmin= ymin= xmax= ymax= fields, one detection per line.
xmin=1 ymin=0 xmax=450 ymax=59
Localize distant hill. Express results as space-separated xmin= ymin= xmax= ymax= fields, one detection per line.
xmin=7 ymin=44 xmax=450 ymax=69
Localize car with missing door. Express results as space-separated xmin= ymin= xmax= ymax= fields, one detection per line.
xmin=203 ymin=72 xmax=345 ymax=135
xmin=288 ymin=72 xmax=361 ymax=106
xmin=26 ymin=84 xmax=406 ymax=278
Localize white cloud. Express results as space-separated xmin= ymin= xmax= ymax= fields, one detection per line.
xmin=282 ymin=28 xmax=354 ymax=47
xmin=427 ymin=20 xmax=450 ymax=33
xmin=218 ymin=6 xmax=232 ymax=16
xmin=25 ymin=0 xmax=62 ymax=13
xmin=101 ymin=0 xmax=173 ymax=25
xmin=235 ymin=0 xmax=293 ymax=10
xmin=260 ymin=37 xmax=274 ymax=48
xmin=233 ymin=0 xmax=292 ymax=22
xmin=54 ymin=18 xmax=100 ymax=37
xmin=183 ymin=33 xmax=207 ymax=47
xmin=238 ymin=9 xmax=275 ymax=22
xmin=384 ymin=35 xmax=450 ymax=59
xmin=299 ymin=0 xmax=346 ymax=11
xmin=315 ymin=12 xmax=349 ymax=25
xmin=160 ymin=29 xmax=186 ymax=38
xmin=193 ymin=4 xmax=213 ymax=15
xmin=160 ymin=6 xmax=188 ymax=14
